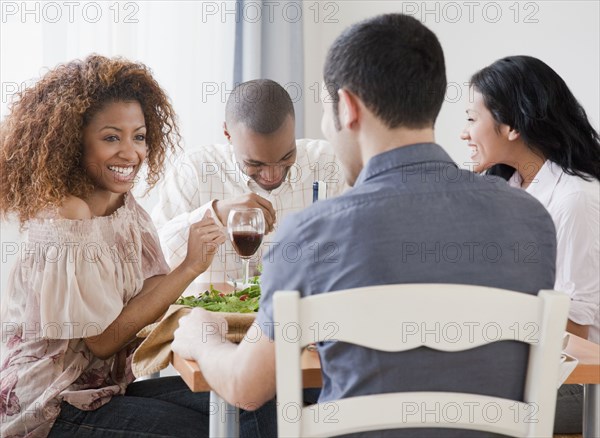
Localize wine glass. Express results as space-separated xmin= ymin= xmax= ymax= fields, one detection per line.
xmin=227 ymin=208 xmax=265 ymax=288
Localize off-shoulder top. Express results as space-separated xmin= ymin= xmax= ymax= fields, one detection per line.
xmin=0 ymin=193 xmax=170 ymax=437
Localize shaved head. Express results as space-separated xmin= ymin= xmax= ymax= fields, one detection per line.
xmin=225 ymin=79 xmax=295 ymax=134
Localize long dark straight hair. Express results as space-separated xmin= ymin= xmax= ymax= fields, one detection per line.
xmin=470 ymin=56 xmax=600 ymax=181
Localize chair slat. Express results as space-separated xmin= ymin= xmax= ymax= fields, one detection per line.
xmin=273 ymin=284 xmax=570 ymax=437
xmin=298 ymin=392 xmax=531 ymax=438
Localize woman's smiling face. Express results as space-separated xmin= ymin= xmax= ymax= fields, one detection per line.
xmin=460 ymin=90 xmax=513 ymax=173
xmin=82 ymin=100 xmax=147 ymax=194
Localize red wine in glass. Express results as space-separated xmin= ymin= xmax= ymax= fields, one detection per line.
xmin=227 ymin=208 xmax=266 ymax=288
xmin=232 ymin=231 xmax=264 ymax=257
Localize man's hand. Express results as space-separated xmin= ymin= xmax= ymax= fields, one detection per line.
xmin=181 ymin=211 xmax=226 ymax=276
xmin=172 ymin=307 xmax=229 ymax=361
xmin=172 ymin=307 xmax=277 ymax=409
xmin=214 ymin=194 xmax=276 ymax=233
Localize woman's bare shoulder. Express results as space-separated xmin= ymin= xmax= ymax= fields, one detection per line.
xmin=58 ymin=196 xmax=93 ymax=220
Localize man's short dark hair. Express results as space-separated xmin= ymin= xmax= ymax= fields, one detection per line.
xmin=324 ymin=14 xmax=446 ymax=130
xmin=226 ymin=79 xmax=295 ymax=134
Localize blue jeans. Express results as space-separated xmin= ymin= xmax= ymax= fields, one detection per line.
xmin=48 ymin=376 xmax=277 ymax=437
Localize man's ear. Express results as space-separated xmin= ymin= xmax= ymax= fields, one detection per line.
xmin=223 ymin=122 xmax=231 ymax=142
xmin=338 ymin=89 xmax=359 ymax=130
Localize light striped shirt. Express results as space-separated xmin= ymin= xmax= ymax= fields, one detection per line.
xmin=152 ymin=139 xmax=346 ymax=291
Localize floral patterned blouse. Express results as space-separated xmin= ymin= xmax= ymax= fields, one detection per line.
xmin=1 ymin=194 xmax=170 ymax=437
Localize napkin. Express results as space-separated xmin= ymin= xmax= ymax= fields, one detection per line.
xmin=132 ymin=304 xmax=256 ymax=378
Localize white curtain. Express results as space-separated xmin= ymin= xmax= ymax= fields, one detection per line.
xmin=1 ymin=1 xmax=236 ymax=149
xmin=233 ymin=0 xmax=305 ymax=137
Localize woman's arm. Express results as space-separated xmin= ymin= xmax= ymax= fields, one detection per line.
xmin=84 ymin=214 xmax=225 ymax=359
xmin=567 ymin=319 xmax=590 ymax=340
xmin=554 ymin=191 xmax=598 ymax=342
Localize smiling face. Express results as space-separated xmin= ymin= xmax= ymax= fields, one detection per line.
xmin=82 ymin=100 xmax=147 ymax=195
xmin=228 ymin=114 xmax=297 ymax=191
xmin=460 ymin=90 xmax=514 ymax=173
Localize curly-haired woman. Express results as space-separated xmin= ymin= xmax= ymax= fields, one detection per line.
xmin=0 ymin=55 xmax=274 ymax=437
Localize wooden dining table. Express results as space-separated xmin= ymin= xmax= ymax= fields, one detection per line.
xmin=172 ymin=282 xmax=320 ymax=437
xmin=172 ymin=283 xmax=600 ymax=438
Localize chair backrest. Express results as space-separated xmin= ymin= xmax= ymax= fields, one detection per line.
xmin=273 ymin=284 xmax=569 ymax=438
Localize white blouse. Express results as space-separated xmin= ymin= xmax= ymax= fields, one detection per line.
xmin=509 ymin=161 xmax=600 ymax=343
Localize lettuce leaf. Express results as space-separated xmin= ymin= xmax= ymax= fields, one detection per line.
xmin=176 ymin=280 xmax=261 ymax=313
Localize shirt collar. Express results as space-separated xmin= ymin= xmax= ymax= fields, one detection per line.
xmin=508 ymin=160 xmax=562 ymax=207
xmin=287 ymin=146 xmax=303 ymax=190
xmin=230 ymin=147 xmax=253 ymax=188
xmin=507 ymin=170 xmax=522 ymax=188
xmin=354 ymin=143 xmax=456 ymax=186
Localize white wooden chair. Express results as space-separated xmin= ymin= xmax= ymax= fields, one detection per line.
xmin=273 ymin=284 xmax=569 ymax=438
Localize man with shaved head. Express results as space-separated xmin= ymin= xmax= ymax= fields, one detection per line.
xmin=153 ymin=79 xmax=345 ymax=288
xmin=223 ymin=80 xmax=298 ymax=195
xmin=226 ymin=79 xmax=294 ymax=138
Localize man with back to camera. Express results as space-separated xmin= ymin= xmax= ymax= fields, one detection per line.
xmin=153 ymin=79 xmax=346 ymax=288
xmin=172 ymin=14 xmax=557 ymax=437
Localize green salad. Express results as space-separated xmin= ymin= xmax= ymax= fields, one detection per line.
xmin=176 ymin=277 xmax=261 ymax=313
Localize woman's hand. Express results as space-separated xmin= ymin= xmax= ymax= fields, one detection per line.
xmin=181 ymin=211 xmax=226 ymax=276
xmin=84 ymin=213 xmax=225 ymax=360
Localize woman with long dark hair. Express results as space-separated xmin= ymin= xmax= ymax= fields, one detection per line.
xmin=462 ymin=55 xmax=600 ymax=433
xmin=462 ymin=55 xmax=599 ymax=341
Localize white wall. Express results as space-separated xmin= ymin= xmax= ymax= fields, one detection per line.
xmin=303 ymin=0 xmax=600 ymax=166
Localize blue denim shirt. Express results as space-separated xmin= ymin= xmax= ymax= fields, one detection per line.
xmin=257 ymin=143 xmax=556 ymax=437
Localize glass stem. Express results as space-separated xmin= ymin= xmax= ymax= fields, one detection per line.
xmin=243 ymin=258 xmax=250 ymax=287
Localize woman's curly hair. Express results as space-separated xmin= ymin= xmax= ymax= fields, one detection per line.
xmin=0 ymin=54 xmax=180 ymax=224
